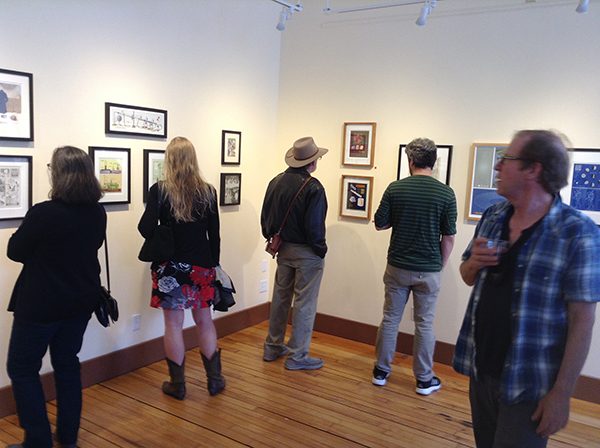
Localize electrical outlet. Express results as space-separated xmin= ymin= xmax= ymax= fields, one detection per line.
xmin=132 ymin=314 xmax=142 ymax=331
xmin=259 ymin=279 xmax=268 ymax=294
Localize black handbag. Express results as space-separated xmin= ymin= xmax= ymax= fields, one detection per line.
xmin=213 ymin=265 xmax=236 ymax=312
xmin=138 ymin=186 xmax=175 ymax=262
xmin=95 ymin=234 xmax=119 ymax=327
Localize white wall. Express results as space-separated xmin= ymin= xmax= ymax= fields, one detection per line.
xmin=276 ymin=0 xmax=600 ymax=378
xmin=0 ymin=0 xmax=284 ymax=388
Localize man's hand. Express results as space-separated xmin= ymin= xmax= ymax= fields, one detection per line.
xmin=531 ymin=388 xmax=570 ymax=438
xmin=459 ymin=237 xmax=502 ymax=285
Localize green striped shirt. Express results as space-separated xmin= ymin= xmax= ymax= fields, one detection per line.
xmin=375 ymin=175 xmax=457 ymax=272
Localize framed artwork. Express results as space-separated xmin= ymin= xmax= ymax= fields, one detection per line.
xmin=221 ymin=130 xmax=241 ymax=165
xmin=0 ymin=68 xmax=33 ymax=141
xmin=466 ymin=143 xmax=508 ymax=220
xmin=0 ymin=155 xmax=32 ymax=220
xmin=397 ymin=144 xmax=453 ymax=185
xmin=342 ymin=122 xmax=376 ymax=167
xmin=219 ymin=173 xmax=241 ymax=206
xmin=105 ymin=102 xmax=167 ymax=138
xmin=89 ymin=147 xmax=131 ymax=205
xmin=142 ymin=149 xmax=165 ymax=202
xmin=560 ymin=148 xmax=600 ymax=225
xmin=340 ymin=175 xmax=373 ymax=220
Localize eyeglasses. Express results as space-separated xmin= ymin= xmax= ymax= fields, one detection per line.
xmin=498 ymin=154 xmax=532 ymax=164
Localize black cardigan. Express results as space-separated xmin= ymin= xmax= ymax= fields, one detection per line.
xmin=138 ymin=183 xmax=220 ymax=267
xmin=7 ymin=200 xmax=107 ymax=323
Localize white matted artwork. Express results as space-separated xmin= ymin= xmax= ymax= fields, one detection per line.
xmin=340 ymin=174 xmax=373 ymax=220
xmin=143 ymin=149 xmax=165 ymax=202
xmin=0 ymin=155 xmax=32 ymax=220
xmin=397 ymin=144 xmax=453 ymax=185
xmin=560 ymin=148 xmax=600 ymax=225
xmin=0 ymin=68 xmax=34 ymax=141
xmin=342 ymin=122 xmax=376 ymax=167
xmin=89 ymin=147 xmax=131 ymax=205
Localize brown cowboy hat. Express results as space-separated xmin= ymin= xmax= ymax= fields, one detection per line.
xmin=285 ymin=137 xmax=329 ymax=168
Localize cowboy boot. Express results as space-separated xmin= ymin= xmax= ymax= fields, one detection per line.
xmin=162 ymin=358 xmax=186 ymax=400
xmin=201 ymin=349 xmax=226 ymax=396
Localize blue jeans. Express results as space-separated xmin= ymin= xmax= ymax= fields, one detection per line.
xmin=6 ymin=314 xmax=90 ymax=448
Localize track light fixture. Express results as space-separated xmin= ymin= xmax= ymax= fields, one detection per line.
xmin=271 ymin=0 xmax=303 ymax=31
xmin=576 ymin=0 xmax=589 ymax=13
xmin=416 ymin=0 xmax=437 ymax=26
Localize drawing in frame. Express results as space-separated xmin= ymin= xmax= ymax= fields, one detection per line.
xmin=0 ymin=155 xmax=32 ymax=220
xmin=397 ymin=144 xmax=453 ymax=185
xmin=105 ymin=102 xmax=167 ymax=139
xmin=219 ymin=173 xmax=241 ymax=206
xmin=0 ymin=68 xmax=33 ymax=141
xmin=142 ymin=149 xmax=165 ymax=202
xmin=342 ymin=122 xmax=376 ymax=167
xmin=340 ymin=175 xmax=373 ymax=220
xmin=560 ymin=148 xmax=600 ymax=225
xmin=89 ymin=146 xmax=131 ymax=205
xmin=221 ymin=130 xmax=241 ymax=165
xmin=466 ymin=143 xmax=508 ymax=221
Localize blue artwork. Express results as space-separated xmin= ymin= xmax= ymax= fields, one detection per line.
xmin=570 ymin=163 xmax=600 ymax=212
xmin=471 ymin=188 xmax=505 ymax=216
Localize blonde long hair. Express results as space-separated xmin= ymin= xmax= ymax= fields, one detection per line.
xmin=162 ymin=137 xmax=213 ymax=222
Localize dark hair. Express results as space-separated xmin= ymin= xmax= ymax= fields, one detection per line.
xmin=49 ymin=146 xmax=103 ymax=204
xmin=405 ymin=138 xmax=437 ymax=169
xmin=514 ymin=130 xmax=570 ymax=194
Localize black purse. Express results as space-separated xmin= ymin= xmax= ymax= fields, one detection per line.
xmin=95 ymin=234 xmax=119 ymax=327
xmin=138 ymin=186 xmax=175 ymax=262
xmin=213 ymin=265 xmax=236 ymax=312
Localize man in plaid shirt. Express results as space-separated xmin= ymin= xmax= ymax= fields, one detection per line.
xmin=454 ymin=130 xmax=600 ymax=448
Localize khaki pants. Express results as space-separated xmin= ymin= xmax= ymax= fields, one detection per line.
xmin=265 ymin=243 xmax=324 ymax=361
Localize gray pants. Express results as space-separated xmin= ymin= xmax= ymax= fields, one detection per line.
xmin=469 ymin=375 xmax=548 ymax=448
xmin=375 ymin=264 xmax=440 ymax=381
xmin=265 ymin=243 xmax=324 ymax=361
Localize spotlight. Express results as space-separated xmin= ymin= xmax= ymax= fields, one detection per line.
xmin=416 ymin=0 xmax=437 ymax=27
xmin=576 ymin=0 xmax=589 ymax=13
xmin=276 ymin=7 xmax=290 ymax=31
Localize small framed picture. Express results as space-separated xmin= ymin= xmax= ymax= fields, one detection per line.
xmin=143 ymin=149 xmax=165 ymax=202
xmin=466 ymin=143 xmax=508 ymax=221
xmin=342 ymin=122 xmax=376 ymax=167
xmin=221 ymin=130 xmax=241 ymax=165
xmin=340 ymin=175 xmax=373 ymax=220
xmin=219 ymin=173 xmax=241 ymax=206
xmin=0 ymin=68 xmax=34 ymax=141
xmin=398 ymin=144 xmax=453 ymax=185
xmin=105 ymin=102 xmax=167 ymax=139
xmin=0 ymin=155 xmax=32 ymax=220
xmin=560 ymin=148 xmax=600 ymax=225
xmin=89 ymin=146 xmax=131 ymax=205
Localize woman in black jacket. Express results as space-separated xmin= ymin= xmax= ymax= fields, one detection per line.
xmin=6 ymin=146 xmax=106 ymax=448
xmin=138 ymin=136 xmax=224 ymax=400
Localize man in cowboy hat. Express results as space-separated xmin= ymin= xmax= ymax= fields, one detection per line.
xmin=261 ymin=136 xmax=328 ymax=370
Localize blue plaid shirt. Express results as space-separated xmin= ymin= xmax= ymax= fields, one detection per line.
xmin=453 ymin=196 xmax=600 ymax=404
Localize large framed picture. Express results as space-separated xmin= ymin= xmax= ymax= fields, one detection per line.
xmin=0 ymin=68 xmax=33 ymax=141
xmin=340 ymin=175 xmax=373 ymax=220
xmin=142 ymin=149 xmax=165 ymax=202
xmin=343 ymin=122 xmax=376 ymax=167
xmin=219 ymin=173 xmax=241 ymax=206
xmin=0 ymin=155 xmax=32 ymax=220
xmin=105 ymin=102 xmax=167 ymax=139
xmin=221 ymin=130 xmax=241 ymax=165
xmin=397 ymin=144 xmax=453 ymax=185
xmin=560 ymin=148 xmax=600 ymax=225
xmin=89 ymin=147 xmax=131 ymax=205
xmin=466 ymin=143 xmax=508 ymax=221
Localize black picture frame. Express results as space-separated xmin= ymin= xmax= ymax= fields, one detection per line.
xmin=397 ymin=144 xmax=453 ymax=185
xmin=142 ymin=149 xmax=165 ymax=202
xmin=221 ymin=130 xmax=242 ymax=165
xmin=89 ymin=146 xmax=131 ymax=205
xmin=0 ymin=68 xmax=34 ymax=141
xmin=0 ymin=154 xmax=32 ymax=220
xmin=219 ymin=173 xmax=241 ymax=206
xmin=105 ymin=102 xmax=167 ymax=139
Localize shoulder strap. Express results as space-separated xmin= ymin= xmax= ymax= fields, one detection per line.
xmin=104 ymin=233 xmax=111 ymax=293
xmin=276 ymin=176 xmax=312 ymax=235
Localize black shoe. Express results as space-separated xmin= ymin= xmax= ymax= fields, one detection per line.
xmin=416 ymin=376 xmax=441 ymax=395
xmin=372 ymin=366 xmax=390 ymax=386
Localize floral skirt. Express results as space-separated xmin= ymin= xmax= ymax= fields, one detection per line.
xmin=150 ymin=262 xmax=215 ymax=310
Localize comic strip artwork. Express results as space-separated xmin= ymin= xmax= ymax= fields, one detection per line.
xmin=0 ymin=155 xmax=31 ymax=220
xmin=105 ymin=103 xmax=167 ymax=138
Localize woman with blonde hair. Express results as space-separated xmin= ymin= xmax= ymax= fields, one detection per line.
xmin=138 ymin=136 xmax=225 ymax=399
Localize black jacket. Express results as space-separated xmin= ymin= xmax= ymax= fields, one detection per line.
xmin=261 ymin=167 xmax=327 ymax=258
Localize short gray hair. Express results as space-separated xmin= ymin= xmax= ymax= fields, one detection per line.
xmin=405 ymin=138 xmax=437 ymax=169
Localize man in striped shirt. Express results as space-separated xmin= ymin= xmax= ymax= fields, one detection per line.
xmin=371 ymin=138 xmax=457 ymax=395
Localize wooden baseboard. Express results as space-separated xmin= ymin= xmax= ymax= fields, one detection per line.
xmin=0 ymin=303 xmax=270 ymax=418
xmin=1 ymin=304 xmax=598 ymax=419
xmin=313 ymin=312 xmax=600 ymax=405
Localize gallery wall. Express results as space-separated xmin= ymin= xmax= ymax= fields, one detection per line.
xmin=275 ymin=0 xmax=600 ymax=378
xmin=0 ymin=0 xmax=284 ymax=388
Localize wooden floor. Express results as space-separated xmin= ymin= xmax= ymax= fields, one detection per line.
xmin=1 ymin=322 xmax=599 ymax=447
